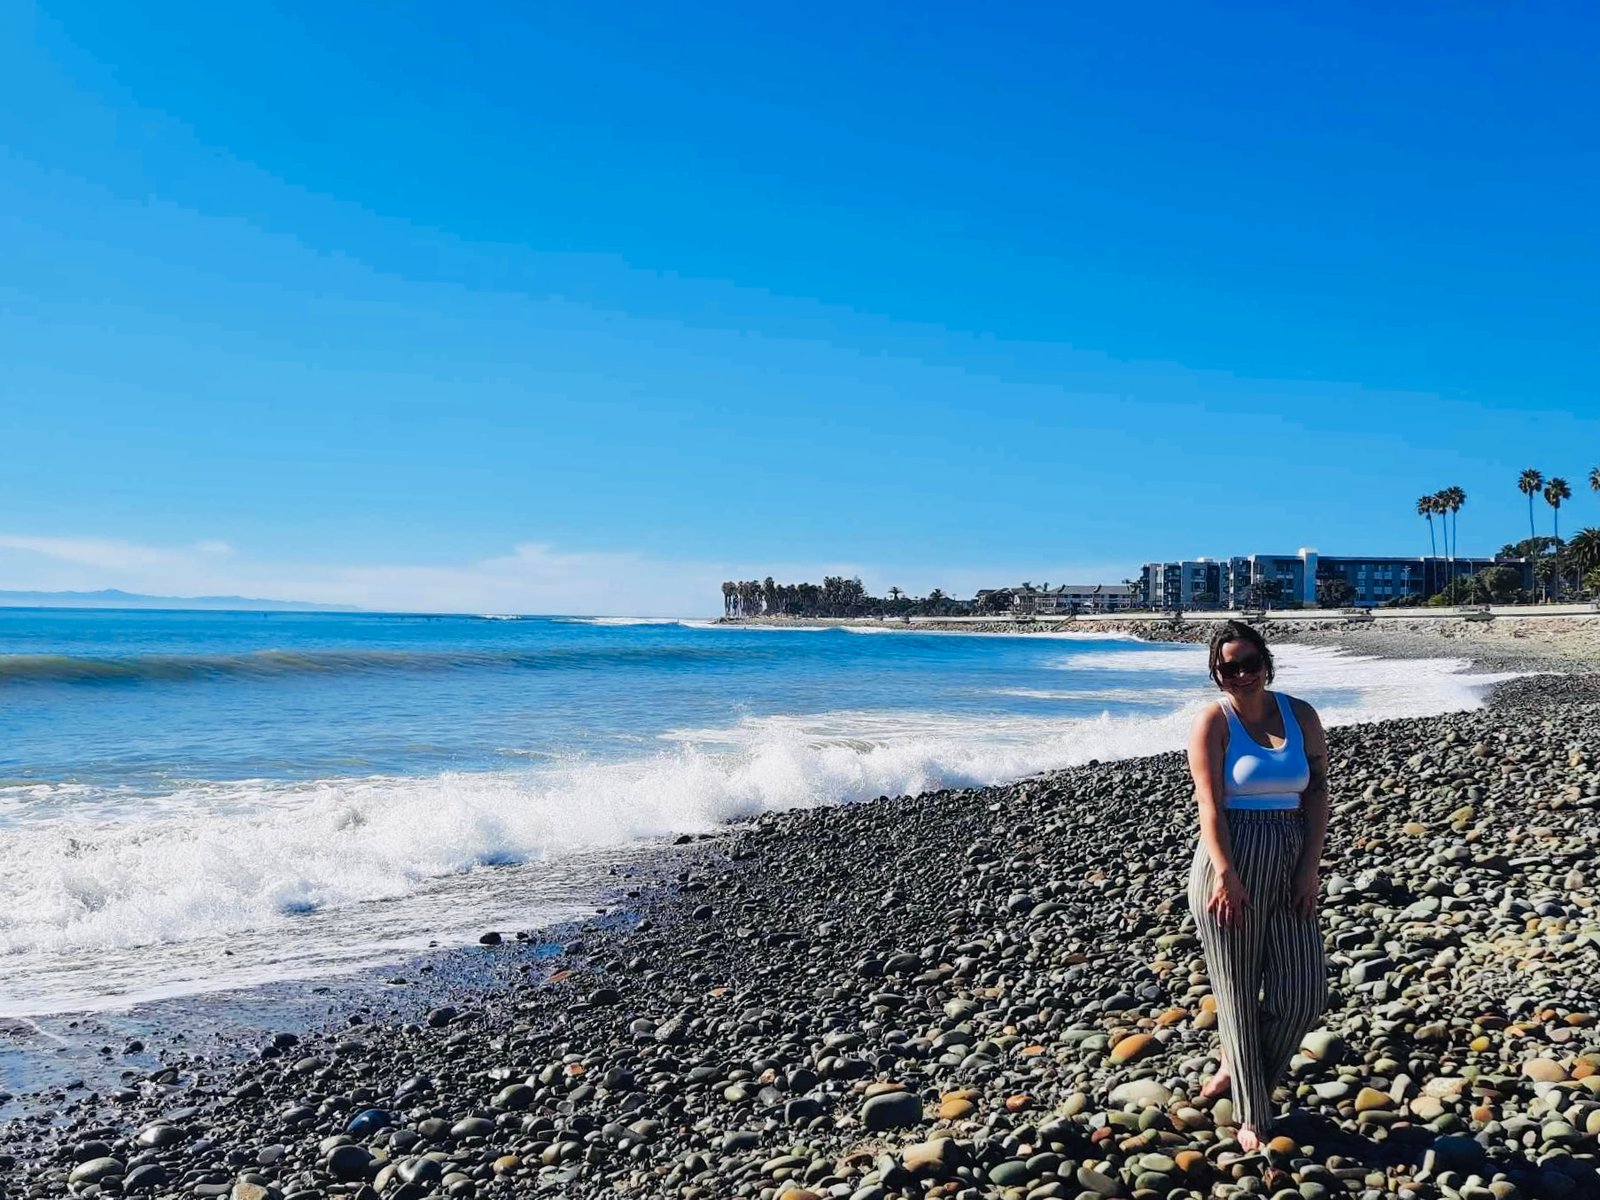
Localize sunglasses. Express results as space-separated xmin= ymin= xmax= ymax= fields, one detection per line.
xmin=1218 ymin=653 xmax=1264 ymax=680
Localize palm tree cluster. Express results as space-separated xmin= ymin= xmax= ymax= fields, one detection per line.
xmin=1410 ymin=469 xmax=1600 ymax=602
xmin=1496 ymin=467 xmax=1600 ymax=600
xmin=1414 ymin=486 xmax=1466 ymax=558
xmin=721 ymin=577 xmax=965 ymax=618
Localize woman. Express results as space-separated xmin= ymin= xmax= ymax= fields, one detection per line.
xmin=1186 ymin=620 xmax=1329 ymax=1151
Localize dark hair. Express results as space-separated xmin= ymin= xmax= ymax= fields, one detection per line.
xmin=1208 ymin=619 xmax=1275 ymax=687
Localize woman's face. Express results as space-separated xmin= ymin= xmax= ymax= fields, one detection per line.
xmin=1216 ymin=638 xmax=1267 ymax=695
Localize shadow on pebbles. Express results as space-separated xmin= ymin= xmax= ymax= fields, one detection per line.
xmin=6 ymin=675 xmax=1600 ymax=1200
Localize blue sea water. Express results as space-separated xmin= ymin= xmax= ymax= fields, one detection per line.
xmin=0 ymin=609 xmax=1507 ymax=1015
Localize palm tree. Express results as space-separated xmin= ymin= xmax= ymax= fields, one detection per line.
xmin=1569 ymin=528 xmax=1600 ymax=577
xmin=1591 ymin=466 xmax=1600 ymax=496
xmin=1418 ymin=495 xmax=1438 ymax=558
xmin=1440 ymin=486 xmax=1465 ymax=558
xmin=1518 ymin=469 xmax=1545 ymax=544
xmin=1568 ymin=528 xmax=1600 ymax=582
xmin=888 ymin=587 xmax=903 ymax=603
xmin=1546 ymin=477 xmax=1572 ymax=598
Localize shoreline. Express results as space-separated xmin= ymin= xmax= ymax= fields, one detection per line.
xmin=720 ymin=612 xmax=1600 ymax=673
xmin=5 ymin=630 xmax=1599 ymax=1198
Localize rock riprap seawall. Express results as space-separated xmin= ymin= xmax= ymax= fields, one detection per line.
xmin=6 ymin=677 xmax=1600 ymax=1200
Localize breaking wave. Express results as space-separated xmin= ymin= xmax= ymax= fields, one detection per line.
xmin=0 ymin=641 xmax=1512 ymax=970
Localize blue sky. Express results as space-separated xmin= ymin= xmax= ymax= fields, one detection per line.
xmin=3 ymin=1 xmax=1598 ymax=613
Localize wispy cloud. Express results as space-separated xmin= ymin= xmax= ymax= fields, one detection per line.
xmin=0 ymin=534 xmax=202 ymax=571
xmin=274 ymin=543 xmax=740 ymax=616
xmin=0 ymin=531 xmax=1131 ymax=616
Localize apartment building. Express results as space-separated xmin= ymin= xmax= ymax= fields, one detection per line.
xmin=1142 ymin=559 xmax=1224 ymax=610
xmin=1140 ymin=549 xmax=1534 ymax=609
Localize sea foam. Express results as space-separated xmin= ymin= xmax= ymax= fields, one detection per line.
xmin=555 ymin=616 xmax=683 ymax=626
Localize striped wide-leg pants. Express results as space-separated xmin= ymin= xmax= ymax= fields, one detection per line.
xmin=1187 ymin=809 xmax=1326 ymax=1131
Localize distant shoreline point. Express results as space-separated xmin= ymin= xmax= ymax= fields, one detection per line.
xmin=0 ymin=588 xmax=360 ymax=612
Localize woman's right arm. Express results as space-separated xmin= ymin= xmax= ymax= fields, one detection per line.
xmin=1188 ymin=705 xmax=1248 ymax=927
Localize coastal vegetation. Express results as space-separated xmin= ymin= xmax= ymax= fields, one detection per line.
xmin=1499 ymin=467 xmax=1600 ymax=601
xmin=720 ymin=577 xmax=970 ymax=618
xmin=1426 ymin=564 xmax=1526 ymax=607
xmin=1404 ymin=469 xmax=1600 ymax=604
xmin=1315 ymin=578 xmax=1355 ymax=608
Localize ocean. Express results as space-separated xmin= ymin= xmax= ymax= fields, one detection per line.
xmin=0 ymin=609 xmax=1509 ymax=1020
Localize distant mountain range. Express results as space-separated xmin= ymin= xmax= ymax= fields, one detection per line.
xmin=0 ymin=588 xmax=359 ymax=612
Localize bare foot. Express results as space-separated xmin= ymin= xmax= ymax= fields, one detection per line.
xmin=1236 ymin=1124 xmax=1264 ymax=1153
xmin=1200 ymin=1062 xmax=1232 ymax=1101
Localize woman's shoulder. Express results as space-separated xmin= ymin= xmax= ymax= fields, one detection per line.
xmin=1186 ymin=699 xmax=1228 ymax=759
xmin=1190 ymin=698 xmax=1230 ymax=733
xmin=1280 ymin=692 xmax=1323 ymax=723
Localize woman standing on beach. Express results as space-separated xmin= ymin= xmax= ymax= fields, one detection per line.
xmin=1186 ymin=621 xmax=1330 ymax=1151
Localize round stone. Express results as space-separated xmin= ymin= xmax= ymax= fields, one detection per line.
xmin=123 ymin=1164 xmax=169 ymax=1192
xmin=937 ymin=1093 xmax=976 ymax=1120
xmin=1300 ymin=1030 xmax=1347 ymax=1064
xmin=68 ymin=1158 xmax=125 ymax=1186
xmin=1523 ymin=1058 xmax=1569 ymax=1083
xmin=861 ymin=1090 xmax=923 ymax=1130
xmin=1109 ymin=1032 xmax=1155 ymax=1064
xmin=398 ymin=1157 xmax=444 ymax=1187
xmin=493 ymin=1083 xmax=537 ymax=1110
xmin=328 ymin=1144 xmax=373 ymax=1181
xmin=135 ymin=1123 xmax=184 ymax=1149
xmin=1354 ymin=1087 xmax=1392 ymax=1113
xmin=346 ymin=1108 xmax=393 ymax=1136
xmin=1109 ymin=1078 xmax=1173 ymax=1108
xmin=988 ymin=1159 xmax=1029 ymax=1186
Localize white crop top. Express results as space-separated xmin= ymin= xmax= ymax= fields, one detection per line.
xmin=1221 ymin=692 xmax=1308 ymax=810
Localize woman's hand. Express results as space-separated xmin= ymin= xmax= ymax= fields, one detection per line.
xmin=1291 ymin=861 xmax=1319 ymax=919
xmin=1208 ymin=869 xmax=1250 ymax=928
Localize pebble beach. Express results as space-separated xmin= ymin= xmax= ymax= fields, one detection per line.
xmin=6 ymin=623 xmax=1600 ymax=1200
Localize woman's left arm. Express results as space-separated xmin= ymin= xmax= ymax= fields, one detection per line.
xmin=1292 ymin=698 xmax=1329 ymax=919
